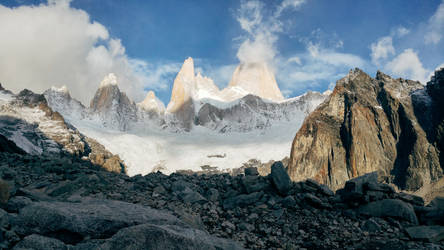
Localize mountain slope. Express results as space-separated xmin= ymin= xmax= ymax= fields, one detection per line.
xmin=288 ymin=68 xmax=444 ymax=192
xmin=0 ymin=86 xmax=126 ymax=173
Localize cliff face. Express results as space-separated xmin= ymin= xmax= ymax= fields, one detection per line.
xmin=90 ymin=74 xmax=137 ymax=131
xmin=226 ymin=62 xmax=284 ymax=102
xmin=288 ymin=68 xmax=444 ymax=191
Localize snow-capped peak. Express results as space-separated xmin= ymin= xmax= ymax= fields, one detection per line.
xmin=50 ymin=85 xmax=69 ymax=94
xmin=99 ymin=73 xmax=118 ymax=88
xmin=138 ymin=90 xmax=166 ymax=114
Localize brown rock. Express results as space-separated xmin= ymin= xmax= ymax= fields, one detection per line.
xmin=288 ymin=69 xmax=443 ymax=192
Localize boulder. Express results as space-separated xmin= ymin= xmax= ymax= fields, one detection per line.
xmin=396 ymin=192 xmax=424 ymax=206
xmin=244 ymin=167 xmax=259 ymax=176
xmin=241 ymin=176 xmax=267 ymax=194
xmin=12 ymin=234 xmax=67 ymax=250
xmin=344 ymin=172 xmax=378 ymax=194
xmin=269 ymin=162 xmax=291 ymax=195
xmin=98 ymin=223 xmax=245 ymax=250
xmin=304 ymin=193 xmax=331 ymax=209
xmin=0 ymin=179 xmax=9 ymax=204
xmin=181 ymin=190 xmax=207 ymax=204
xmin=6 ymin=196 xmax=32 ymax=213
xmin=223 ymin=192 xmax=263 ymax=210
xmin=357 ymin=199 xmax=418 ymax=224
xmin=361 ymin=218 xmax=381 ymax=233
xmin=405 ymin=226 xmax=444 ymax=242
xmin=14 ymin=199 xmax=185 ymax=243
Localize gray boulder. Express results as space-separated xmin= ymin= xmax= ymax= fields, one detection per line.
xmin=241 ymin=176 xmax=267 ymax=194
xmin=344 ymin=172 xmax=378 ymax=194
xmin=357 ymin=199 xmax=418 ymax=224
xmin=223 ymin=192 xmax=263 ymax=210
xmin=244 ymin=167 xmax=259 ymax=176
xmin=14 ymin=199 xmax=184 ymax=243
xmin=269 ymin=161 xmax=291 ymax=195
xmin=99 ymin=223 xmax=245 ymax=250
xmin=405 ymin=226 xmax=444 ymax=242
xmin=13 ymin=234 xmax=67 ymax=250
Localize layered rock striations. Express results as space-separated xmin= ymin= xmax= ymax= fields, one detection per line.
xmin=288 ymin=68 xmax=444 ymax=192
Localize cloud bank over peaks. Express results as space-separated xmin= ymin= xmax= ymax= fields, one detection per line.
xmin=0 ymin=0 xmax=158 ymax=105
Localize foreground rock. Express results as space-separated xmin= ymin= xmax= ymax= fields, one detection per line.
xmin=0 ymin=153 xmax=443 ymax=249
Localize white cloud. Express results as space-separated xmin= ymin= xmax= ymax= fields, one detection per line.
xmin=276 ymin=42 xmax=366 ymax=92
xmin=0 ymin=1 xmax=155 ymax=104
xmin=396 ymin=27 xmax=410 ymax=37
xmin=237 ymin=32 xmax=277 ymax=64
xmin=370 ymin=36 xmax=395 ymax=65
xmin=385 ymin=49 xmax=429 ymax=83
xmin=129 ymin=59 xmax=181 ymax=92
xmin=275 ymin=0 xmax=305 ymax=17
xmin=235 ymin=0 xmax=306 ymax=65
xmin=287 ymin=56 xmax=302 ymax=65
xmin=236 ymin=1 xmax=263 ymax=35
xmin=425 ymin=1 xmax=444 ymax=45
xmin=308 ymin=42 xmax=365 ymax=68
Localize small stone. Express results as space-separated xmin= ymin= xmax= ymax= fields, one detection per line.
xmin=244 ymin=167 xmax=259 ymax=176
xmin=361 ymin=218 xmax=381 ymax=233
xmin=206 ymin=188 xmax=219 ymax=202
xmin=281 ymin=196 xmax=297 ymax=208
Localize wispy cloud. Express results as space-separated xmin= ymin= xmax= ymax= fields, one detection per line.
xmin=370 ymin=36 xmax=395 ymax=65
xmin=425 ymin=0 xmax=444 ymax=45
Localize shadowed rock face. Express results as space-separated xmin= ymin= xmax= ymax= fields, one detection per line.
xmin=288 ymin=68 xmax=444 ymax=192
xmin=90 ymin=83 xmax=137 ymax=131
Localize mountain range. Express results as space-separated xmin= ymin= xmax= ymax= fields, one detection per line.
xmin=1 ymin=58 xmax=443 ymax=199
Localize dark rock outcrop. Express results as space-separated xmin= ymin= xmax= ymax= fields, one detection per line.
xmin=0 ymin=134 xmax=25 ymax=155
xmin=289 ymin=68 xmax=444 ymax=193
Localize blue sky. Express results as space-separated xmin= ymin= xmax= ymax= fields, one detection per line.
xmin=0 ymin=0 xmax=443 ymax=104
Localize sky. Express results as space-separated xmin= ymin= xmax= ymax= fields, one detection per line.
xmin=0 ymin=0 xmax=443 ymax=105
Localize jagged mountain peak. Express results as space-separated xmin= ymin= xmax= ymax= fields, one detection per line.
xmin=138 ymin=90 xmax=165 ymax=114
xmin=227 ymin=62 xmax=284 ymax=102
xmin=99 ymin=73 xmax=118 ymax=88
xmin=177 ymin=57 xmax=195 ymax=82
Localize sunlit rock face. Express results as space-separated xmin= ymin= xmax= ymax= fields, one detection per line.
xmin=288 ymin=68 xmax=444 ymax=192
xmin=224 ymin=62 xmax=284 ymax=102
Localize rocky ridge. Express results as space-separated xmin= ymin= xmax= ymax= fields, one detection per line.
xmin=0 ymin=87 xmax=126 ymax=174
xmin=289 ymin=68 xmax=444 ymax=194
xmin=45 ymin=58 xmax=328 ymax=133
xmin=0 ymin=151 xmax=442 ymax=249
